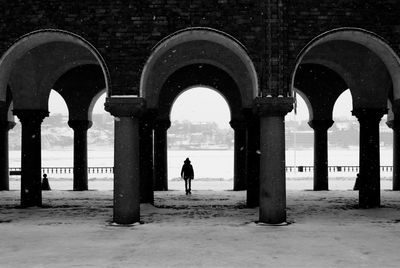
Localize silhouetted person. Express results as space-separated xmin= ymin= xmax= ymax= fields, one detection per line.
xmin=41 ymin=174 xmax=51 ymax=191
xmin=181 ymin=158 xmax=194 ymax=195
xmin=354 ymin=173 xmax=360 ymax=191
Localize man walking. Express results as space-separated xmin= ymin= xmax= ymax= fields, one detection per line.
xmin=181 ymin=158 xmax=194 ymax=195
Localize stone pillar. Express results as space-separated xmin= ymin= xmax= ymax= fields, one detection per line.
xmin=352 ymin=108 xmax=386 ymax=208
xmin=387 ymin=119 xmax=400 ymax=190
xmin=230 ymin=119 xmax=247 ymax=191
xmin=153 ymin=119 xmax=170 ymax=191
xmin=387 ymin=100 xmax=400 ymax=191
xmin=244 ymin=111 xmax=260 ymax=207
xmin=0 ymin=120 xmax=16 ymax=190
xmin=68 ymin=120 xmax=92 ymax=191
xmin=14 ymin=109 xmax=48 ymax=207
xmin=254 ymin=97 xmax=293 ymax=224
xmin=139 ymin=111 xmax=155 ymax=203
xmin=105 ymin=97 xmax=145 ymax=224
xmin=308 ymin=119 xmax=334 ymax=191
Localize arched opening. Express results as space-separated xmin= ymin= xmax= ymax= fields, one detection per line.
xmin=291 ymin=63 xmax=348 ymax=191
xmin=0 ymin=30 xmax=110 ymax=206
xmin=330 ymin=89 xmax=392 ymax=189
xmin=87 ymin=91 xmax=114 ymax=190
xmin=42 ymin=90 xmax=72 ymax=190
xmin=131 ymin=28 xmax=258 ymax=210
xmin=286 ymin=92 xmax=313 ymax=189
xmin=8 ymin=101 xmax=20 ymax=190
xmin=52 ymin=64 xmax=107 ymax=191
xmin=0 ymin=30 xmax=110 ymax=105
xmin=291 ymin=28 xmax=398 ymax=206
xmin=329 ymin=89 xmax=359 ymax=189
xmin=140 ymin=28 xmax=258 ymax=110
xmin=151 ymin=63 xmax=246 ymax=193
xmin=8 ymin=90 xmax=72 ymax=190
xmin=291 ymin=28 xmax=400 ymax=104
xmin=168 ymin=86 xmax=233 ymax=191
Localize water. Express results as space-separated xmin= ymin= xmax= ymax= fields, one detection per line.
xmin=8 ymin=148 xmax=394 ymax=190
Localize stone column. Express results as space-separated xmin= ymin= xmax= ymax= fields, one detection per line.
xmin=254 ymin=97 xmax=293 ymax=224
xmin=139 ymin=111 xmax=155 ymax=203
xmin=387 ymin=119 xmax=400 ymax=190
xmin=230 ymin=119 xmax=247 ymax=191
xmin=68 ymin=120 xmax=92 ymax=191
xmin=308 ymin=119 xmax=334 ymax=191
xmin=387 ymin=100 xmax=400 ymax=191
xmin=352 ymin=108 xmax=386 ymax=208
xmin=14 ymin=109 xmax=48 ymax=207
xmin=105 ymin=97 xmax=145 ymax=224
xmin=244 ymin=111 xmax=260 ymax=207
xmin=153 ymin=119 xmax=170 ymax=191
xmin=0 ymin=120 xmax=16 ymax=190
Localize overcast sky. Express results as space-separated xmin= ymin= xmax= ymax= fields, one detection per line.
xmin=49 ymin=87 xmax=355 ymax=128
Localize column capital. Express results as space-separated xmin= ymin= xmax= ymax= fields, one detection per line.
xmin=308 ymin=119 xmax=334 ymax=130
xmin=0 ymin=101 xmax=8 ymax=117
xmin=13 ymin=109 xmax=49 ymax=123
xmin=229 ymin=117 xmax=247 ymax=130
xmin=140 ymin=108 xmax=158 ymax=127
xmin=392 ymin=99 xmax=400 ymax=118
xmin=7 ymin=121 xmax=16 ymax=130
xmin=242 ymin=108 xmax=259 ymax=128
xmin=253 ymin=97 xmax=294 ymax=117
xmin=154 ymin=118 xmax=171 ymax=130
xmin=387 ymin=119 xmax=400 ymax=130
xmin=105 ymin=96 xmax=146 ymax=117
xmin=0 ymin=120 xmax=16 ymax=130
xmin=68 ymin=119 xmax=93 ymax=131
xmin=352 ymin=108 xmax=387 ymax=123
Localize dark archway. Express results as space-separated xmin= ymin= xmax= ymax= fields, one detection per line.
xmin=292 ymin=28 xmax=398 ymax=208
xmin=160 ymin=64 xmax=242 ymax=118
xmin=107 ymin=28 xmax=259 ymax=223
xmin=294 ymin=64 xmax=348 ymax=190
xmin=153 ymin=64 xmax=245 ymax=192
xmin=0 ymin=30 xmax=110 ymax=206
xmin=53 ymin=64 xmax=106 ymax=191
xmin=137 ymin=28 xmax=258 ymax=207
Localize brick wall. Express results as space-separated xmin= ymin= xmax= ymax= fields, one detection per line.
xmin=287 ymin=0 xmax=400 ymax=69
xmin=0 ymin=0 xmax=399 ymax=97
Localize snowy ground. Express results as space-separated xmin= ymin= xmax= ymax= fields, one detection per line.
xmin=1 ymin=181 xmax=400 ymax=267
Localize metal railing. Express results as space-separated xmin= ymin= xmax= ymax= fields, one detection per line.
xmin=9 ymin=167 xmax=114 ymax=175
xmin=8 ymin=166 xmax=394 ymax=175
xmin=285 ymin=166 xmax=393 ymax=173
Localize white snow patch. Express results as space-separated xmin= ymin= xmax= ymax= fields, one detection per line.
xmin=1 ymin=187 xmax=400 ymax=267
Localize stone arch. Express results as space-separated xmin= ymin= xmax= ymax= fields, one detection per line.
xmin=88 ymin=88 xmax=107 ymax=120
xmin=291 ymin=28 xmax=395 ymax=204
xmin=293 ymin=63 xmax=349 ymax=121
xmin=157 ymin=63 xmax=243 ymax=122
xmin=293 ymin=89 xmax=313 ymax=121
xmin=148 ymin=63 xmax=247 ymax=192
xmin=53 ymin=64 xmax=106 ymax=121
xmin=0 ymin=30 xmax=111 ymax=200
xmin=291 ymin=28 xmax=400 ymax=109
xmin=140 ymin=27 xmax=258 ymax=109
xmin=0 ymin=29 xmax=110 ymax=110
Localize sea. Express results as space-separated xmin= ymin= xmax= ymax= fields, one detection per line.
xmin=8 ymin=147 xmax=394 ymax=191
